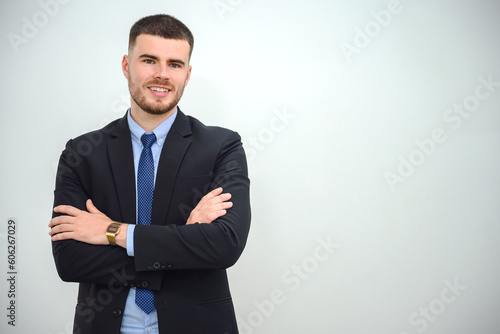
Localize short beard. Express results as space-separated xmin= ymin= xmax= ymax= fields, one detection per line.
xmin=130 ymin=93 xmax=179 ymax=115
xmin=128 ymin=78 xmax=185 ymax=115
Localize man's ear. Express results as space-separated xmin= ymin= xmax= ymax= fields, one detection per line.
xmin=184 ymin=65 xmax=192 ymax=87
xmin=121 ymin=55 xmax=129 ymax=79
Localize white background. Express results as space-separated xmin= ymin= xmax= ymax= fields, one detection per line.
xmin=1 ymin=0 xmax=500 ymax=333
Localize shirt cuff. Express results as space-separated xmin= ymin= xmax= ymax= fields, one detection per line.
xmin=126 ymin=224 xmax=135 ymax=256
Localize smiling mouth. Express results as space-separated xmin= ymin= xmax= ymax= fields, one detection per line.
xmin=149 ymin=86 xmax=171 ymax=92
xmin=148 ymin=86 xmax=171 ymax=97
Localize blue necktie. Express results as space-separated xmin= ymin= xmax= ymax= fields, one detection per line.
xmin=135 ymin=133 xmax=156 ymax=314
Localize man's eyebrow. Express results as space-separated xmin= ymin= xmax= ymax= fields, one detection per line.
xmin=169 ymin=59 xmax=186 ymax=66
xmin=138 ymin=54 xmax=186 ymax=66
xmin=139 ymin=54 xmax=159 ymax=60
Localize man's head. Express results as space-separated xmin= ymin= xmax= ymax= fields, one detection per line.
xmin=122 ymin=15 xmax=193 ymax=120
xmin=129 ymin=14 xmax=194 ymax=60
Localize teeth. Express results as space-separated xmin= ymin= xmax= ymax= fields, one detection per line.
xmin=150 ymin=87 xmax=169 ymax=92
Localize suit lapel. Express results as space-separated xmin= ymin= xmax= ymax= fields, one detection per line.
xmin=152 ymin=110 xmax=192 ymax=226
xmin=107 ymin=115 xmax=137 ymax=225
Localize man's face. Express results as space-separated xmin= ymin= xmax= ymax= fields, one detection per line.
xmin=122 ymin=34 xmax=192 ymax=116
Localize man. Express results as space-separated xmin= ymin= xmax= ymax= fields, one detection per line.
xmin=48 ymin=14 xmax=250 ymax=334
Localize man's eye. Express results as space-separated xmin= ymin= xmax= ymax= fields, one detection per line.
xmin=170 ymin=63 xmax=180 ymax=69
xmin=144 ymin=59 xmax=155 ymax=64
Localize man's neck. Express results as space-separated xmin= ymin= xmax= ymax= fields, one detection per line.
xmin=130 ymin=106 xmax=176 ymax=132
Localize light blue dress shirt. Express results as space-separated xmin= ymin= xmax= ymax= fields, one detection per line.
xmin=120 ymin=108 xmax=177 ymax=334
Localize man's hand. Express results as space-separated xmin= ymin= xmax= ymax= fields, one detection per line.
xmin=186 ymin=187 xmax=233 ymax=225
xmin=49 ymin=187 xmax=231 ymax=244
xmin=49 ymin=199 xmax=117 ymax=245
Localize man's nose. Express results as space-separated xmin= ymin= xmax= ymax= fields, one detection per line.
xmin=155 ymin=63 xmax=170 ymax=80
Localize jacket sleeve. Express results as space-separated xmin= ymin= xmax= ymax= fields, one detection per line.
xmin=51 ymin=139 xmax=162 ymax=289
xmin=133 ymin=130 xmax=251 ymax=271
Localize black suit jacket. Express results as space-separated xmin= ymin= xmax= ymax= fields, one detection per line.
xmin=52 ymin=110 xmax=251 ymax=334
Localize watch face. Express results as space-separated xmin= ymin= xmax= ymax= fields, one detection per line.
xmin=107 ymin=225 xmax=119 ymax=233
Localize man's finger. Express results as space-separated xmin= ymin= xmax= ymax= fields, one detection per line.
xmin=204 ymin=187 xmax=223 ymax=200
xmin=86 ymin=199 xmax=101 ymax=214
xmin=48 ymin=223 xmax=75 ymax=236
xmin=54 ymin=205 xmax=83 ymax=217
xmin=221 ymin=201 xmax=233 ymax=210
xmin=51 ymin=231 xmax=75 ymax=242
xmin=212 ymin=201 xmax=233 ymax=211
xmin=205 ymin=210 xmax=227 ymax=222
xmin=209 ymin=193 xmax=232 ymax=204
xmin=48 ymin=215 xmax=74 ymax=228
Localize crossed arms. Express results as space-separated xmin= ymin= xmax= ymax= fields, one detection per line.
xmin=48 ymin=187 xmax=233 ymax=248
xmin=49 ymin=128 xmax=250 ymax=287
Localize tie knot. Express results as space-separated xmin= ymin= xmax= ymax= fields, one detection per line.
xmin=141 ymin=133 xmax=156 ymax=149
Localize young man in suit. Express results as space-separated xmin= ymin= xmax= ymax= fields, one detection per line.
xmin=49 ymin=14 xmax=250 ymax=334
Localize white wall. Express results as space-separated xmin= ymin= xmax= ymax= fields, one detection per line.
xmin=1 ymin=0 xmax=500 ymax=333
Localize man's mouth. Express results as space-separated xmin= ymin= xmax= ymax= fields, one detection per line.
xmin=148 ymin=86 xmax=171 ymax=97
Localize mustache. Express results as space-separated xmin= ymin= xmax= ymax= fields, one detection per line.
xmin=145 ymin=81 xmax=174 ymax=89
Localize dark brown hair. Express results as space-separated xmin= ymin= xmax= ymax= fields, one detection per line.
xmin=129 ymin=14 xmax=194 ymax=58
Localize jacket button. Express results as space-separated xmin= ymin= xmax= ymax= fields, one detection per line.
xmin=112 ymin=308 xmax=122 ymax=318
xmin=141 ymin=281 xmax=149 ymax=288
xmin=153 ymin=262 xmax=160 ymax=269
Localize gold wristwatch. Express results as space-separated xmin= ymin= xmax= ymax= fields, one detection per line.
xmin=106 ymin=222 xmax=122 ymax=246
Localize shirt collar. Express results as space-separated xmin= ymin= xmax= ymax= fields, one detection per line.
xmin=127 ymin=108 xmax=178 ymax=147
